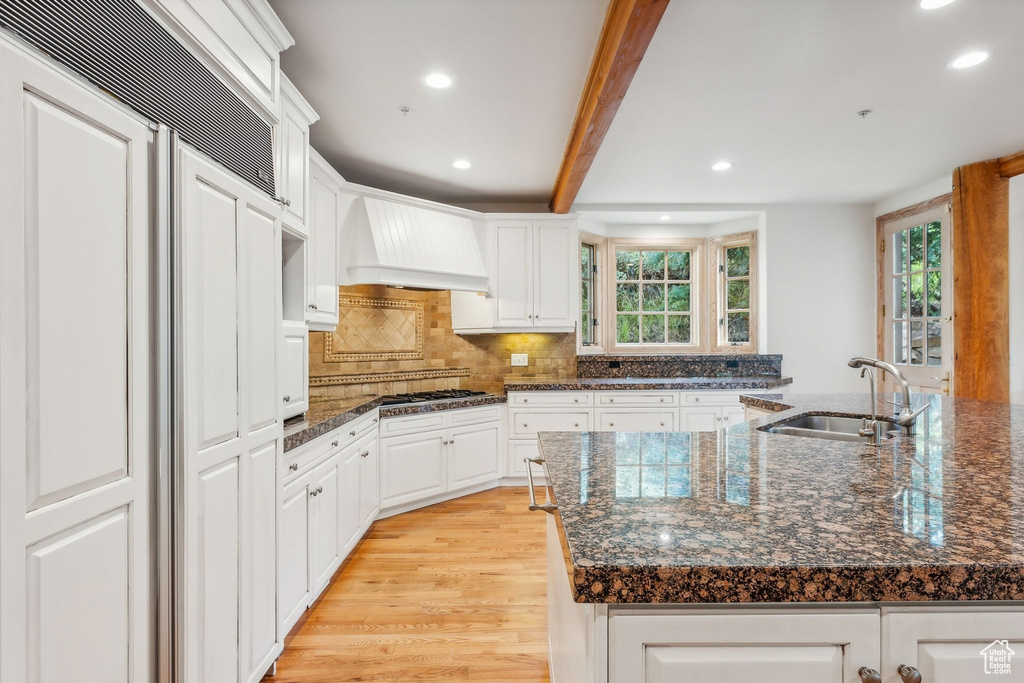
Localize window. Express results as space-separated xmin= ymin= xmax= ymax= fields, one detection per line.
xmin=583 ymin=232 xmax=757 ymax=353
xmin=892 ymin=221 xmax=942 ymax=367
xmin=581 ymin=243 xmax=597 ymax=345
xmin=710 ymin=232 xmax=757 ymax=352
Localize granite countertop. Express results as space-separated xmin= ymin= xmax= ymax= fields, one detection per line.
xmin=283 ymin=393 xmax=507 ymax=452
xmin=505 ymin=376 xmax=793 ymax=392
xmin=538 ymin=393 xmax=1024 ymax=604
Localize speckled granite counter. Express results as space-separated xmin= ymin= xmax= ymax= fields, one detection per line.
xmin=538 ymin=393 xmax=1024 ymax=604
xmin=283 ymin=393 xmax=507 ymax=452
xmin=505 ymin=376 xmax=792 ymax=392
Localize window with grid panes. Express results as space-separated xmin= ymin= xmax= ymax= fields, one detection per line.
xmin=721 ymin=244 xmax=752 ymax=344
xmin=580 ymin=243 xmax=597 ymax=345
xmin=892 ymin=221 xmax=942 ymax=367
xmin=615 ymin=248 xmax=694 ymax=345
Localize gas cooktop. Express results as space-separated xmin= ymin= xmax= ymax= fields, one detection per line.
xmin=379 ymin=390 xmax=489 ymax=406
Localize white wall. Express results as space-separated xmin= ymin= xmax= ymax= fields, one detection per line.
xmin=765 ymin=205 xmax=877 ymax=393
xmin=1010 ymin=175 xmax=1024 ymax=403
xmin=874 ymin=175 xmax=952 ymax=217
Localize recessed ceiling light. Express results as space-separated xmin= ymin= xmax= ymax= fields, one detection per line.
xmin=659 ymin=215 xmax=671 ymax=221
xmin=949 ymin=51 xmax=989 ymax=69
xmin=452 ymin=159 xmax=471 ymax=170
xmin=424 ymin=73 xmax=452 ymax=88
xmin=920 ymin=0 xmax=955 ymax=9
xmin=712 ymin=161 xmax=733 ymax=171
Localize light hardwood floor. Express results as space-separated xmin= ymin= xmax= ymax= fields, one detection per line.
xmin=273 ymin=487 xmax=551 ymax=682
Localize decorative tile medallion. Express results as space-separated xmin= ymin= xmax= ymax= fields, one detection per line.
xmin=324 ymin=296 xmax=423 ymax=362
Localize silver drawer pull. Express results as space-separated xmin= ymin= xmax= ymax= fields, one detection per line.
xmin=694 ymin=397 xmax=700 ymax=402
xmin=288 ymin=463 xmax=298 ymax=471
xmin=660 ymin=422 xmax=665 ymax=427
xmin=332 ymin=440 xmax=339 ymax=447
xmin=574 ymin=398 xmax=579 ymax=403
xmin=609 ymin=423 xmax=614 ymax=427
xmin=373 ymin=417 xmax=378 ymax=423
xmin=523 ymin=398 xmax=528 ymax=403
xmin=896 ymin=665 xmax=922 ymax=683
xmin=574 ymin=423 xmax=579 ymax=428
xmin=283 ymin=395 xmax=291 ymax=403
xmin=349 ymin=430 xmax=356 ymax=436
xmin=524 ymin=457 xmax=557 ymax=514
xmin=659 ymin=397 xmax=665 ymax=402
xmin=858 ymin=668 xmax=881 ymax=683
xmin=609 ymin=398 xmax=614 ymax=403
xmin=273 ymin=195 xmax=291 ymax=206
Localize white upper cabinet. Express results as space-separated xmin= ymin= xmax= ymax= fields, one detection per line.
xmin=453 ymin=216 xmax=578 ymax=333
xmin=277 ymin=75 xmax=319 ymax=230
xmin=138 ymin=0 xmax=293 ymax=122
xmin=306 ymin=150 xmax=343 ymax=331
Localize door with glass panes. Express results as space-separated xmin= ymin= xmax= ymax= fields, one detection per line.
xmin=882 ymin=205 xmax=953 ymax=394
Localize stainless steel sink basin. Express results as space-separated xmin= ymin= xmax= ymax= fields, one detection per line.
xmin=761 ymin=414 xmax=895 ymax=443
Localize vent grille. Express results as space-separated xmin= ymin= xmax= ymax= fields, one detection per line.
xmin=1 ymin=0 xmax=275 ymax=195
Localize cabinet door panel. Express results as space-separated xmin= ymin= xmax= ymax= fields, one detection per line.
xmin=534 ymin=221 xmax=575 ymax=326
xmin=380 ymin=431 xmax=446 ymax=509
xmin=245 ymin=205 xmax=280 ymax=432
xmin=245 ymin=441 xmax=278 ymax=672
xmin=311 ymin=454 xmax=341 ymax=597
xmin=359 ymin=436 xmax=380 ymax=530
xmin=510 ymin=411 xmax=590 ymax=437
xmin=681 ymin=407 xmax=722 ymax=432
xmin=279 ymin=475 xmax=311 ymax=634
xmin=493 ymin=222 xmax=532 ymax=326
xmin=884 ymin=609 xmax=1024 ymax=682
xmin=597 ymin=410 xmax=677 ymax=432
xmin=308 ymin=167 xmax=339 ymax=328
xmin=508 ymin=440 xmax=540 ymax=477
xmin=645 ymin=645 xmax=842 ymax=682
xmin=280 ymin=107 xmax=307 ymax=224
xmin=449 ymin=423 xmax=500 ymax=491
xmin=339 ymin=446 xmax=361 ymax=555
xmin=281 ymin=323 xmax=308 ymax=418
xmin=721 ymin=405 xmax=747 ymax=427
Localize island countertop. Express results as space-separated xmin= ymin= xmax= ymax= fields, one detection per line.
xmin=505 ymin=376 xmax=792 ymax=392
xmin=537 ymin=393 xmax=1024 ymax=604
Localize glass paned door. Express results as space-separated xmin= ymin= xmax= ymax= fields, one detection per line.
xmin=883 ymin=206 xmax=952 ymax=394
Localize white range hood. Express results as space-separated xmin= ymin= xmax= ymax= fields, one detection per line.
xmin=344 ymin=195 xmax=489 ymax=292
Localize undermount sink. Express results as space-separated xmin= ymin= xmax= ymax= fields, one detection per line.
xmin=761 ymin=414 xmax=896 ymax=443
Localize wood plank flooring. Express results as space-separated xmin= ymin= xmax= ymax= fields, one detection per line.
xmin=273 ymin=487 xmax=550 ymax=682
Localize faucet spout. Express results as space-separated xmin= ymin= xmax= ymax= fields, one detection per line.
xmin=848 ymin=356 xmax=926 ymax=435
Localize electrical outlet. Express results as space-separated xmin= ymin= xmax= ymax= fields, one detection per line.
xmin=510 ymin=353 xmax=528 ymax=367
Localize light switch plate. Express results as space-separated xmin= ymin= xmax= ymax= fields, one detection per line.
xmin=510 ymin=353 xmax=528 ymax=367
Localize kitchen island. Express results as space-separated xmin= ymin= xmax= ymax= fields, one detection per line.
xmin=535 ymin=393 xmax=1024 ymax=682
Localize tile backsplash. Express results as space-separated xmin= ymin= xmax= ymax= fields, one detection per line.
xmin=309 ymin=285 xmax=577 ymax=398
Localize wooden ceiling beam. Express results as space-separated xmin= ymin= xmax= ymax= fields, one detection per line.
xmin=998 ymin=149 xmax=1024 ymax=178
xmin=549 ymin=0 xmax=670 ymax=213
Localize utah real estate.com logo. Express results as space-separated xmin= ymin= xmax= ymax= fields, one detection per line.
xmin=980 ymin=640 xmax=1015 ymax=675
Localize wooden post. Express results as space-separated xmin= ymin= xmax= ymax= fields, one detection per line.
xmin=951 ymin=160 xmax=1010 ymax=401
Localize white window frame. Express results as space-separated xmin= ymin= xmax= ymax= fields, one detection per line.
xmin=578 ymin=232 xmax=605 ymax=354
xmin=604 ymin=238 xmax=705 ymax=353
xmin=710 ymin=231 xmax=758 ymax=354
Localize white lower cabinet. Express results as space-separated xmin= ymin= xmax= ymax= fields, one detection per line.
xmin=310 ymin=454 xmax=342 ymax=597
xmin=279 ymin=471 xmax=313 ymax=634
xmin=508 ymin=440 xmax=542 ymax=477
xmin=882 ymin=606 xmax=1024 ymax=682
xmin=596 ymin=409 xmax=677 ymax=432
xmin=358 ymin=433 xmax=380 ymax=532
xmin=681 ymin=405 xmax=747 ymax=431
xmin=745 ymin=405 xmax=776 ymax=421
xmin=608 ymin=610 xmax=881 ymax=683
xmin=379 ymin=406 xmax=502 ymax=514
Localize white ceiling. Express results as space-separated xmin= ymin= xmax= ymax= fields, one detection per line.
xmin=580 ymin=210 xmax=759 ymax=225
xmin=269 ymin=0 xmax=607 ymax=205
xmin=271 ymin=0 xmax=1024 ymax=208
xmin=576 ymin=0 xmax=1024 ymax=205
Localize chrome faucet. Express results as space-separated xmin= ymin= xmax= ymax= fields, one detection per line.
xmin=855 ymin=367 xmax=886 ymax=445
xmin=848 ymin=357 xmax=928 ymax=435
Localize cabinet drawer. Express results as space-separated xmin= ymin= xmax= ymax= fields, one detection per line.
xmin=596 ymin=391 xmax=678 ymax=407
xmin=509 ymin=391 xmax=592 ymax=407
xmin=683 ymin=392 xmax=742 ymax=405
xmin=510 ymin=411 xmax=591 ymax=437
xmin=380 ymin=412 xmax=447 ymax=437
xmin=340 ymin=411 xmax=378 ymax=444
xmin=596 ymin=410 xmax=677 ymax=432
xmin=282 ymin=429 xmax=343 ymax=482
xmin=448 ymin=405 xmax=502 ymax=426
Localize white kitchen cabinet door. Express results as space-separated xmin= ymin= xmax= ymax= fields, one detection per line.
xmin=609 ymin=610 xmax=880 ymax=683
xmin=338 ymin=443 xmax=362 ymax=556
xmin=883 ymin=608 xmax=1024 ymax=682
xmin=380 ymin=430 xmax=448 ymax=509
xmin=0 ymin=41 xmax=158 ymax=683
xmin=359 ymin=434 xmax=380 ymax=531
xmin=745 ymin=406 xmax=775 ymax=421
xmin=597 ymin=410 xmax=677 ymax=432
xmin=277 ymin=76 xmax=317 ymax=228
xmin=681 ymin=407 xmax=723 ymax=432
xmin=448 ymin=423 xmax=501 ymax=491
xmin=310 ymin=453 xmax=342 ymax=599
xmin=508 ymin=440 xmax=542 ymax=477
xmin=282 ymin=321 xmax=308 ymax=418
xmin=493 ymin=221 xmax=533 ymax=326
xmin=721 ymin=405 xmax=747 ymax=427
xmin=307 ymin=151 xmax=341 ymax=331
xmin=279 ymin=472 xmax=313 ymax=635
xmin=534 ymin=220 xmax=576 ymax=327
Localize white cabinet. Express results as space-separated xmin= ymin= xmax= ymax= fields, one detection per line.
xmin=745 ymin=405 xmax=775 ymax=421
xmin=680 ymin=392 xmax=748 ymax=431
xmin=306 ymin=150 xmax=342 ymax=331
xmin=453 ymin=217 xmax=577 ymax=333
xmin=681 ymin=406 xmax=722 ymax=431
xmin=379 ymin=406 xmax=502 ymax=514
xmin=608 ymin=610 xmax=881 ymax=683
xmin=882 ymin=607 xmax=1024 ymax=682
xmin=597 ymin=410 xmax=677 ymax=431
xmin=277 ymin=76 xmax=318 ymax=230
xmin=359 ymin=434 xmax=380 ymax=530
xmin=279 ymin=471 xmax=312 ymax=634
xmin=310 ymin=453 xmax=342 ymax=595
xmin=281 ymin=321 xmax=308 ymax=419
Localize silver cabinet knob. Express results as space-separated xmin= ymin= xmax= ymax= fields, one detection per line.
xmin=283 ymin=395 xmax=291 ymax=402
xmin=360 ymin=450 xmax=369 ymax=458
xmin=443 ymin=439 xmax=449 ymax=445
xmin=717 ymin=416 xmax=722 ymax=421
xmin=609 ymin=423 xmax=614 ymax=427
xmin=528 ymin=314 xmax=533 ymax=319
xmin=331 ymin=440 xmax=339 ymax=447
xmin=609 ymin=398 xmax=614 ymax=403
xmin=317 ymin=486 xmax=323 ymax=494
xmin=858 ymin=668 xmax=882 ymax=683
xmin=349 ymin=430 xmax=356 ymax=437
xmin=694 ymin=397 xmax=700 ymax=402
xmin=373 ymin=417 xmax=378 ymax=423
xmin=897 ymin=665 xmax=922 ymax=683
xmin=659 ymin=397 xmax=665 ymax=403
xmin=523 ymin=398 xmax=528 ymax=403
xmin=523 ymin=424 xmax=527 ymax=429
xmin=310 ymin=489 xmax=318 ymax=497
xmin=450 ymin=438 xmax=455 ymax=444
xmin=660 ymin=422 xmax=665 ymax=427
xmin=574 ymin=423 xmax=579 ymax=428
xmin=273 ymin=195 xmax=291 ymax=206
xmin=308 ymin=302 xmax=318 ymax=310
xmin=288 ymin=463 xmax=298 ymax=471
xmin=724 ymin=416 xmax=730 ymax=421
xmin=574 ymin=398 xmax=579 ymax=403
